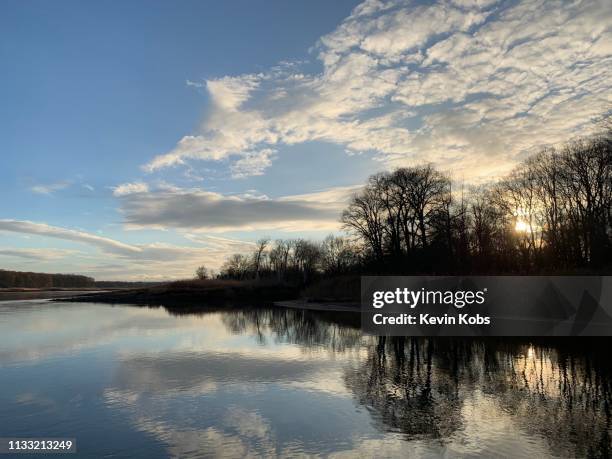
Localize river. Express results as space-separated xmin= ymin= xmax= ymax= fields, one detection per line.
xmin=0 ymin=300 xmax=610 ymax=458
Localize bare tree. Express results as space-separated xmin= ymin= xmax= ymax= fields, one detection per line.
xmin=342 ymin=178 xmax=386 ymax=261
xmin=253 ymin=238 xmax=270 ymax=280
xmin=293 ymin=239 xmax=322 ymax=283
xmin=195 ymin=265 xmax=209 ymax=280
xmin=269 ymin=239 xmax=293 ymax=281
xmin=220 ymin=254 xmax=252 ymax=280
xmin=321 ymin=235 xmax=359 ymax=274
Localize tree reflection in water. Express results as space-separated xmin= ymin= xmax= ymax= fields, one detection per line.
xmin=166 ymin=305 xmax=612 ymax=457
xmin=345 ymin=336 xmax=612 ymax=457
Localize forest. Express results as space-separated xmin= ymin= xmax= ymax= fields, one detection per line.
xmin=214 ymin=127 xmax=612 ymax=282
xmin=0 ymin=269 xmax=95 ymax=288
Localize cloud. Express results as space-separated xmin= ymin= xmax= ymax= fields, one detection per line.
xmin=113 ymin=182 xmax=149 ymax=196
xmin=117 ymin=184 xmax=358 ymax=232
xmin=30 ymin=181 xmax=71 ymax=195
xmin=278 ymin=185 xmax=362 ymax=204
xmin=0 ymin=220 xmax=141 ymax=255
xmin=0 ymin=219 xmax=261 ymax=279
xmin=0 ymin=248 xmax=75 ymax=261
xmin=144 ymin=0 xmax=612 ymax=182
xmin=183 ymin=234 xmax=257 ymax=249
xmin=230 ymin=149 xmax=276 ymax=178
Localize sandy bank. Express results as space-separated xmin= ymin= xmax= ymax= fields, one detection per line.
xmin=274 ymin=300 xmax=360 ymax=313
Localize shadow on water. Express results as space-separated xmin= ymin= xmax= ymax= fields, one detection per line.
xmin=161 ymin=305 xmax=612 ymax=457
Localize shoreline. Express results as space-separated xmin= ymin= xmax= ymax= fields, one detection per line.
xmin=1 ymin=282 xmax=361 ymax=313
xmin=0 ymin=289 xmax=109 ymax=302
xmin=50 ymin=280 xmax=302 ymax=307
xmin=274 ymin=300 xmax=360 ymax=313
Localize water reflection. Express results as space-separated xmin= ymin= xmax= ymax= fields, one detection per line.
xmin=176 ymin=307 xmax=612 ymax=457
xmin=217 ymin=307 xmax=362 ymax=351
xmin=0 ymin=301 xmax=611 ymax=458
xmin=344 ymin=337 xmax=612 ymax=457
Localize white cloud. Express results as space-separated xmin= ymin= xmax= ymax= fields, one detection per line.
xmin=206 ymin=75 xmax=260 ymax=110
xmin=30 ymin=181 xmax=70 ymax=195
xmin=113 ymin=182 xmax=149 ymax=196
xmin=144 ymin=0 xmax=611 ymax=182
xmin=230 ymin=149 xmax=276 ymax=178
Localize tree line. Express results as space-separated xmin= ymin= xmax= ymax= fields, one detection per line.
xmin=204 ymin=128 xmax=611 ymax=281
xmin=0 ymin=269 xmax=95 ymax=288
xmin=213 ymin=235 xmax=360 ymax=283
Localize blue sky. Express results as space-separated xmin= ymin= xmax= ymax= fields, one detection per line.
xmin=1 ymin=0 xmax=610 ymax=279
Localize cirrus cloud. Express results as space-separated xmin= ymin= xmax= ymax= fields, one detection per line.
xmin=30 ymin=181 xmax=71 ymax=195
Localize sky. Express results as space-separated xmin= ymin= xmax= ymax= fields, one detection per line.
xmin=0 ymin=0 xmax=610 ymax=280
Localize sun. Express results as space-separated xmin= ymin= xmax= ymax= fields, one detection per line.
xmin=515 ymin=220 xmax=530 ymax=233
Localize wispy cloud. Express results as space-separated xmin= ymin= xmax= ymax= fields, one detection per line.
xmin=144 ymin=0 xmax=612 ymax=182
xmin=0 ymin=248 xmax=76 ymax=261
xmin=183 ymin=234 xmax=257 ymax=248
xmin=0 ymin=220 xmax=141 ymax=255
xmin=30 ymin=181 xmax=71 ymax=195
xmin=0 ymin=219 xmax=260 ymax=278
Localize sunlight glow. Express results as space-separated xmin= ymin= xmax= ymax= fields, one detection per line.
xmin=515 ymin=220 xmax=530 ymax=233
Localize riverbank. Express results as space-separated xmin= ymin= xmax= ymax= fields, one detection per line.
xmin=0 ymin=288 xmax=108 ymax=302
xmin=274 ymin=300 xmax=360 ymax=313
xmin=56 ymin=279 xmax=301 ymax=307
xmin=51 ymin=279 xmax=363 ymax=313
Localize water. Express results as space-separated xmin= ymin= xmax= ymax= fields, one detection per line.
xmin=0 ymin=301 xmax=610 ymax=458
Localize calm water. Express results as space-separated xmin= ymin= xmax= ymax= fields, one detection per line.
xmin=1 ymin=301 xmax=611 ymax=458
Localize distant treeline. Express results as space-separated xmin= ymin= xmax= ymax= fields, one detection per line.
xmin=215 ymin=127 xmax=611 ymax=280
xmin=216 ymin=235 xmax=356 ymax=283
xmin=0 ymin=269 xmax=95 ymax=288
xmin=94 ymin=281 xmax=162 ymax=289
